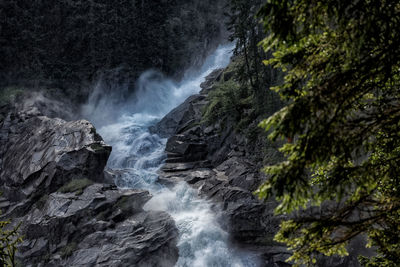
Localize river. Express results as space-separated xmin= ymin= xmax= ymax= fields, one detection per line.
xmin=83 ymin=44 xmax=260 ymax=267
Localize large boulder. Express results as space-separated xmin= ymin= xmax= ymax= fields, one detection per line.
xmin=0 ymin=100 xmax=179 ymax=266
xmin=18 ymin=184 xmax=178 ymax=267
xmin=0 ymin=110 xmax=111 ymax=217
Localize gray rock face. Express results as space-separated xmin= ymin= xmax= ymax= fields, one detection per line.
xmin=0 ymin=110 xmax=111 ymax=217
xmin=155 ymin=68 xmax=284 ymax=266
xmin=19 ymin=184 xmax=178 ymax=267
xmin=0 ymin=102 xmax=179 ymax=266
xmin=155 ymin=68 xmax=362 ymax=266
xmin=13 ymin=91 xmax=80 ymax=121
xmin=150 ymin=69 xmax=223 ymax=138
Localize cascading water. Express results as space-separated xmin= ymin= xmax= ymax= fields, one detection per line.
xmin=82 ymin=44 xmax=260 ymax=267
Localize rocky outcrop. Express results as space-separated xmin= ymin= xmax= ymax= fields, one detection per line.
xmin=0 ymin=106 xmax=111 ymax=217
xmin=154 ymin=69 xmax=288 ymax=265
xmin=0 ymin=101 xmax=179 ymax=266
xmin=154 ymin=68 xmax=363 ymax=267
xmin=19 ymin=184 xmax=178 ymax=266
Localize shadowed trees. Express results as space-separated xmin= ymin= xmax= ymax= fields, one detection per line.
xmin=257 ymin=1 xmax=400 ymax=266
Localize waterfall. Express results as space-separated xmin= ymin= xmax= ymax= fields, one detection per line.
xmin=82 ymin=43 xmax=261 ymax=267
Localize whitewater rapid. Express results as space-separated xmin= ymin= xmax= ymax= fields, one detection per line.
xmin=82 ymin=44 xmax=260 ymax=267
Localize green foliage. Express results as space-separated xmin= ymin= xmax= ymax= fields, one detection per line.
xmin=0 ymin=220 xmax=22 ymax=267
xmin=227 ymin=0 xmax=283 ymax=116
xmin=257 ymin=0 xmax=400 ymax=266
xmin=202 ymin=0 xmax=284 ymax=158
xmin=203 ymin=76 xmax=245 ymax=125
xmin=203 ymin=58 xmax=263 ymax=137
xmin=0 ymin=193 xmax=22 ymax=267
xmin=205 ymin=0 xmax=283 ymax=136
xmin=58 ymin=179 xmax=93 ymax=196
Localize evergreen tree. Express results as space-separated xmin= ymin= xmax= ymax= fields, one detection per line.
xmin=257 ymin=1 xmax=400 ymax=266
xmin=227 ymin=0 xmax=282 ymax=117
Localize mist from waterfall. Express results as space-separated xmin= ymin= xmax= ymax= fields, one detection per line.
xmin=82 ymin=43 xmax=261 ymax=267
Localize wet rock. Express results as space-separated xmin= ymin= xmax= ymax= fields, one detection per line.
xmin=199 ymin=68 xmax=224 ymax=94
xmin=161 ymin=161 xmax=212 ymax=172
xmin=152 ymin=68 xmax=223 ymax=138
xmin=165 ymin=135 xmax=208 ymax=162
xmin=0 ymin=110 xmax=111 ymax=217
xmin=156 ymin=68 xmax=365 ymax=267
xmin=18 ymin=184 xmax=178 ymax=266
xmin=156 ymin=69 xmax=282 ymax=263
xmin=150 ymin=95 xmax=205 ymax=138
xmin=0 ymin=104 xmax=179 ymax=266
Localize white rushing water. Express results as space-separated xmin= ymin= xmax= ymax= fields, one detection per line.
xmin=82 ymin=43 xmax=260 ymax=267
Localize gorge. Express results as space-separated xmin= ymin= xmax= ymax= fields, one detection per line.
xmin=1 ymin=1 xmax=395 ymax=266
xmin=0 ymin=41 xmax=362 ymax=267
xmin=83 ymin=43 xmax=262 ymax=266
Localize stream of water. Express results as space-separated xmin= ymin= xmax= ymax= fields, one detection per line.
xmin=82 ymin=44 xmax=260 ymax=267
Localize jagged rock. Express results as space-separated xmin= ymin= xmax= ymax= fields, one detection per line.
xmin=18 ymin=184 xmax=178 ymax=267
xmin=165 ymin=135 xmax=208 ymax=162
xmin=199 ymin=68 xmax=224 ymax=94
xmin=156 ymin=68 xmax=364 ymax=267
xmin=161 ymin=161 xmax=212 ymax=172
xmin=13 ymin=91 xmax=79 ymax=121
xmin=156 ymin=68 xmax=282 ymax=260
xmin=0 ymin=103 xmax=179 ymax=266
xmin=0 ymin=110 xmax=111 ymax=217
xmin=150 ymin=94 xmax=207 ymax=138
xmin=151 ymin=68 xmax=223 ymax=138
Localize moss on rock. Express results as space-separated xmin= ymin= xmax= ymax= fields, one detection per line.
xmin=60 ymin=242 xmax=77 ymax=259
xmin=58 ymin=178 xmax=94 ymax=196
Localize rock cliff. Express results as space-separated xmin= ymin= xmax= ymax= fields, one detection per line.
xmin=154 ymin=68 xmax=364 ymax=267
xmin=0 ymin=66 xmax=363 ymax=267
xmin=0 ymin=98 xmax=179 ymax=266
xmin=153 ymin=69 xmax=290 ymax=266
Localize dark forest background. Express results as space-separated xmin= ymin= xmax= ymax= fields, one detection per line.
xmin=0 ymin=0 xmax=228 ymax=89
